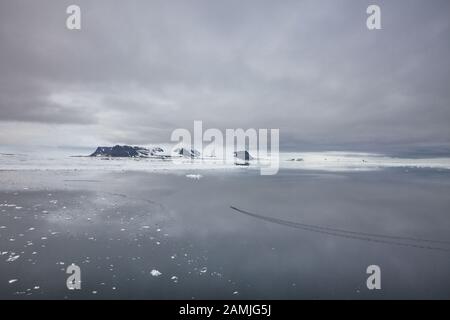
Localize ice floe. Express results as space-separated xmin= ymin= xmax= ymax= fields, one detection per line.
xmin=150 ymin=269 xmax=162 ymax=277
xmin=6 ymin=254 xmax=20 ymax=262
xmin=186 ymin=174 xmax=203 ymax=180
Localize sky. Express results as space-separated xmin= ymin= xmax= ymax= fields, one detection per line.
xmin=0 ymin=0 xmax=449 ymax=153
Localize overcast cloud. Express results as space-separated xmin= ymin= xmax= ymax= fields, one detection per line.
xmin=0 ymin=0 xmax=449 ymax=152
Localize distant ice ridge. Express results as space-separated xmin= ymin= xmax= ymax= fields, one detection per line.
xmin=186 ymin=174 xmax=202 ymax=180
xmin=281 ymin=152 xmax=450 ymax=172
xmin=1 ymin=147 xmax=450 ymax=172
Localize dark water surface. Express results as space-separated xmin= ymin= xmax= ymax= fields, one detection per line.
xmin=1 ymin=168 xmax=450 ymax=299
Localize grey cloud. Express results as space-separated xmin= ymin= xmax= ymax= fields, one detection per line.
xmin=0 ymin=0 xmax=449 ymax=150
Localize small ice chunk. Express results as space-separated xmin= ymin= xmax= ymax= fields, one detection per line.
xmin=6 ymin=255 xmax=20 ymax=262
xmin=9 ymin=279 xmax=18 ymax=284
xmin=150 ymin=269 xmax=162 ymax=277
xmin=186 ymin=174 xmax=202 ymax=180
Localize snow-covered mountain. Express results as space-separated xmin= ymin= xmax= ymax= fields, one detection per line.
xmin=89 ymin=145 xmax=201 ymax=158
xmin=173 ymin=147 xmax=201 ymax=158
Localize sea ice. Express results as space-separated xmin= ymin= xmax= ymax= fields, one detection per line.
xmin=186 ymin=174 xmax=203 ymax=180
xmin=150 ymin=269 xmax=162 ymax=277
xmin=6 ymin=255 xmax=20 ymax=262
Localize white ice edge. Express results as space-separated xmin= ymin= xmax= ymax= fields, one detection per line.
xmin=1 ymin=152 xmax=450 ymax=172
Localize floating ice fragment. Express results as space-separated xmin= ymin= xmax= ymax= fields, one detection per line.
xmin=186 ymin=174 xmax=202 ymax=180
xmin=9 ymin=279 xmax=18 ymax=284
xmin=150 ymin=269 xmax=162 ymax=277
xmin=6 ymin=255 xmax=20 ymax=262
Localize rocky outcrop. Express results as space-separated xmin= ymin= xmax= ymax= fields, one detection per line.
xmin=90 ymin=145 xmax=150 ymax=157
xmin=233 ymin=151 xmax=254 ymax=161
xmin=89 ymin=145 xmax=201 ymax=159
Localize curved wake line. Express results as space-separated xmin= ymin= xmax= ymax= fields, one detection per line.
xmin=230 ymin=206 xmax=450 ymax=252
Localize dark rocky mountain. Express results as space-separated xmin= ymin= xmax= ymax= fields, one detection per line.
xmin=90 ymin=145 xmax=150 ymax=157
xmin=89 ymin=145 xmax=202 ymax=158
xmin=150 ymin=147 xmax=165 ymax=156
xmin=234 ymin=151 xmax=254 ymax=161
